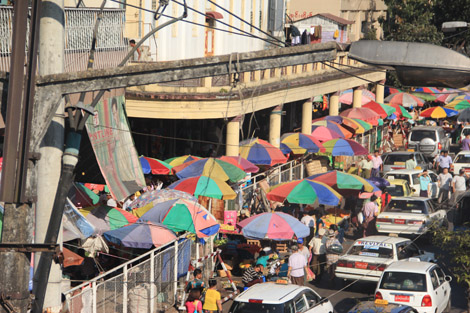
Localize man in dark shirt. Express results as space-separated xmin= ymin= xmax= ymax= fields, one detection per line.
xmin=242 ymin=264 xmax=264 ymax=287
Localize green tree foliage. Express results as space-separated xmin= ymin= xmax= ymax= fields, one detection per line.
xmin=434 ymin=0 xmax=470 ymax=55
xmin=431 ymin=227 xmax=470 ymax=312
xmin=380 ymin=0 xmax=443 ymax=44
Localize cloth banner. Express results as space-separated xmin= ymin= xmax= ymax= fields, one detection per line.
xmin=86 ymin=95 xmax=145 ymax=200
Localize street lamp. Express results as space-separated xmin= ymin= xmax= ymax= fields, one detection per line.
xmin=442 ymin=21 xmax=469 ymax=32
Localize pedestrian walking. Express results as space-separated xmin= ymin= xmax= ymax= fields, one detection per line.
xmin=308 ymin=228 xmax=326 ymax=281
xmin=297 ymin=238 xmax=310 ymax=263
xmin=358 ymin=156 xmax=373 ymax=179
xmin=461 ymin=134 xmax=470 ymax=151
xmin=202 ymin=279 xmax=222 ymax=313
xmin=325 ymin=229 xmax=342 ymax=286
xmin=300 ymin=212 xmax=316 ymax=243
xmin=185 ymin=289 xmax=203 ymax=313
xmin=185 ymin=268 xmax=205 ymax=293
xmin=437 ymin=168 xmax=453 ymax=203
xmin=451 ymin=169 xmax=469 ymax=206
xmin=418 ymin=170 xmax=431 ymax=197
xmin=287 ymin=245 xmax=308 ymax=286
xmin=437 ymin=151 xmax=453 ymax=174
xmin=361 ymin=195 xmax=379 ymax=237
xmin=371 ymin=150 xmax=383 ymax=177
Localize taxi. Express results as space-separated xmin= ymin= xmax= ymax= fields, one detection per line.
xmin=385 ymin=179 xmax=415 ymax=198
xmin=452 ymin=151 xmax=470 ymax=174
xmin=335 ymin=236 xmax=435 ymax=283
xmin=228 ymin=281 xmax=334 ymax=313
xmin=376 ymin=197 xmax=447 ymax=236
xmin=348 ymin=300 xmax=418 ymax=313
xmin=375 ymin=260 xmax=452 ymax=313
xmin=383 ymin=170 xmax=440 ymax=199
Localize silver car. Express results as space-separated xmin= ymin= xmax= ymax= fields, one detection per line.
xmin=407 ymin=126 xmax=450 ymax=158
xmin=382 ymin=152 xmax=431 ymax=173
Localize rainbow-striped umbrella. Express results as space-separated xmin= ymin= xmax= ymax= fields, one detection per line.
xmin=129 ymin=189 xmax=196 ymax=211
xmin=362 ymin=101 xmax=395 ymax=118
xmin=311 ymin=125 xmax=344 ymax=141
xmin=339 ymin=89 xmax=376 ymax=105
xmin=312 ymin=120 xmax=354 ymax=138
xmin=139 ymin=156 xmax=173 ymax=175
xmin=267 ymin=179 xmax=342 ymax=206
xmin=173 ymin=158 xmax=246 ymax=183
xmin=446 ymin=99 xmax=470 ymax=110
xmin=218 ymin=156 xmax=259 ymax=173
xmin=322 ymin=139 xmax=369 ymax=156
xmin=339 ymin=107 xmax=380 ymax=126
xmin=308 ymin=170 xmax=375 ymax=196
xmin=280 ymin=133 xmax=325 ymax=154
xmin=420 ymin=107 xmax=458 ymax=119
xmin=384 ymin=92 xmax=424 ymax=107
xmin=168 ymin=175 xmax=236 ymax=200
xmin=82 ymin=205 xmax=138 ymax=235
xmin=238 ymin=212 xmax=310 ymax=240
xmin=239 ymin=138 xmax=287 ymax=166
xmin=165 ymin=155 xmax=201 ymax=167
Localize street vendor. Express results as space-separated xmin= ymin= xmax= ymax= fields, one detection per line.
xmin=242 ymin=263 xmax=264 ymax=287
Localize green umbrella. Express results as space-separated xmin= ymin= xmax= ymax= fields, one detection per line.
xmin=412 ymin=92 xmax=436 ymax=101
xmin=352 ymin=118 xmax=373 ymax=131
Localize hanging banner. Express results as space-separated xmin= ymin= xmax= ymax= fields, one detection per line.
xmin=85 ymin=95 xmax=145 ymax=201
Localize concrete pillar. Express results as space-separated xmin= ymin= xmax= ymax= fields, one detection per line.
xmin=269 ymin=105 xmax=283 ymax=148
xmin=226 ymin=117 xmax=241 ymax=156
xmin=329 ymin=92 xmax=340 ymax=116
xmin=376 ymin=80 xmax=386 ymax=103
xmin=353 ymin=87 xmax=363 ymax=108
xmin=302 ymin=100 xmax=313 ymax=135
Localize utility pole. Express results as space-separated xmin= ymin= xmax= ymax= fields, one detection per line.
xmin=34 ymin=0 xmax=65 ymax=311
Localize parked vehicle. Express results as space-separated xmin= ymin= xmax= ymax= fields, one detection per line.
xmin=407 ymin=126 xmax=450 ymax=158
xmin=451 ymin=151 xmax=470 ymax=174
xmin=383 ymin=169 xmax=439 ymax=199
xmin=335 ymin=236 xmax=434 ymax=283
xmin=385 ymin=179 xmax=415 ymax=198
xmin=229 ymin=282 xmax=334 ymax=313
xmin=376 ymin=197 xmax=447 ymax=236
xmin=348 ymin=300 xmax=418 ymax=313
xmin=375 ymin=260 xmax=452 ymax=313
xmin=382 ymin=152 xmax=430 ymax=173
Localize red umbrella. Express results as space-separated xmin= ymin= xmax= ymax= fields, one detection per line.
xmin=340 ymin=107 xmax=380 ymax=126
xmin=362 ymin=101 xmax=395 ymax=119
xmin=63 ymin=248 xmax=84 ymax=268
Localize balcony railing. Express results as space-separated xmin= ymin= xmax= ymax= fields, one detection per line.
xmin=0 ymin=6 xmax=128 ymax=72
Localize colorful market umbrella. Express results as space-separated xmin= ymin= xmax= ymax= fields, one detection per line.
xmin=312 ymin=120 xmax=354 ymax=138
xmin=323 ymin=116 xmax=343 ymax=124
xmin=218 ymin=156 xmax=259 ymax=174
xmin=384 ymin=92 xmax=424 ymax=107
xmin=420 ymin=106 xmax=458 ymax=119
xmin=414 ymin=87 xmax=440 ymax=95
xmin=138 ymin=199 xmax=220 ymax=237
xmin=386 ymin=87 xmax=403 ymax=96
xmin=173 ymin=158 xmax=246 ymax=183
xmin=339 ymin=107 xmax=380 ymax=126
xmin=368 ymin=177 xmax=391 ymax=189
xmin=388 ymin=103 xmax=413 ymax=119
xmin=239 ymin=138 xmax=288 ymax=166
xmin=362 ymin=101 xmax=395 ymax=119
xmin=280 ymin=133 xmax=325 ymax=154
xmin=311 ymin=125 xmax=344 ymax=141
xmin=237 ymin=212 xmax=310 ymax=240
xmin=322 ymin=139 xmax=369 ymax=156
xmin=168 ymin=175 xmax=236 ymax=200
xmin=446 ymin=99 xmax=470 ymax=110
xmin=83 ymin=205 xmax=138 ymax=235
xmin=308 ymin=170 xmax=375 ymax=195
xmin=139 ymin=156 xmax=173 ymax=175
xmin=339 ymin=89 xmax=375 ymax=105
xmin=411 ymin=92 xmax=436 ymax=102
xmin=129 ymin=189 xmax=197 ymax=210
xmin=267 ymin=179 xmax=342 ymax=206
xmin=165 ymin=155 xmax=201 ymax=167
xmin=103 ymin=221 xmax=177 ymax=249
xmin=359 ymin=179 xmax=383 ymax=199
xmin=457 ymin=108 xmax=470 ymax=123
xmin=351 ymin=119 xmax=373 ymax=132
xmin=62 ymin=248 xmax=85 ymax=268
xmin=71 ymin=183 xmax=100 ymax=207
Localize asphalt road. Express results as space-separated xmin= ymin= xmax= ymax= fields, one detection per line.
xmin=222 ymin=236 xmax=468 ymax=313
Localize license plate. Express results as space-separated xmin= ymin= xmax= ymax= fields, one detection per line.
xmin=465 ymin=168 xmax=470 ymax=173
xmin=394 ymin=219 xmax=406 ymax=224
xmin=395 ymin=295 xmax=410 ymax=302
xmin=355 ymin=262 xmax=368 ymax=269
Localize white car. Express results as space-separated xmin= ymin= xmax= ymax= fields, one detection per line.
xmin=376 ymin=197 xmax=447 ymax=236
xmin=228 ymin=282 xmax=334 ymax=313
xmin=375 ymin=260 xmax=452 ymax=313
xmin=384 ymin=169 xmax=439 ymax=199
xmin=452 ymin=151 xmax=470 ymax=175
xmin=335 ymin=236 xmax=435 ymax=283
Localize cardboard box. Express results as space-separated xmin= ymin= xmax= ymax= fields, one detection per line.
xmin=218 ymin=269 xmax=231 ymax=278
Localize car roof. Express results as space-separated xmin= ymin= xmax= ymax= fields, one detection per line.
xmin=455 ymin=151 xmax=470 ymax=156
xmin=387 ymin=179 xmax=408 ymax=186
xmin=355 ymin=235 xmax=409 ymax=245
xmin=383 ymin=151 xmax=418 ymax=155
xmin=410 ymin=126 xmax=442 ymax=131
xmin=384 ymin=260 xmax=436 ymax=273
xmin=384 ymin=169 xmax=422 ymax=174
xmin=349 ymin=301 xmax=416 ymax=313
xmin=234 ymin=282 xmax=310 ymax=303
xmin=389 ymin=196 xmax=429 ymax=201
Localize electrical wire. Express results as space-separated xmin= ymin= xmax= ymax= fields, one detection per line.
xmin=109 ymin=0 xmax=283 ymax=47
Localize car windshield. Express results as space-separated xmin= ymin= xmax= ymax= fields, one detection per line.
xmin=348 ymin=240 xmax=394 ymax=258
xmin=410 ymin=130 xmax=436 ymax=141
xmin=383 ymin=154 xmax=412 ymax=165
xmin=386 ymin=185 xmax=405 ymax=197
xmin=229 ymin=302 xmax=284 ymax=313
xmin=455 ymin=154 xmax=470 ymax=163
xmin=379 ymin=272 xmax=427 ymax=292
xmin=385 ymin=200 xmax=427 ymax=214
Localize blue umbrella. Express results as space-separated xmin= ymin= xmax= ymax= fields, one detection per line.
xmin=368 ymin=177 xmax=391 ymax=189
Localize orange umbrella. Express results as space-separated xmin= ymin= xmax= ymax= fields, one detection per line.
xmin=63 ymin=247 xmax=84 ymax=268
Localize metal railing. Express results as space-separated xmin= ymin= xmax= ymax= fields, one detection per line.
xmin=65 ymin=237 xmax=192 ymax=313
xmin=0 ymin=6 xmax=128 ymax=72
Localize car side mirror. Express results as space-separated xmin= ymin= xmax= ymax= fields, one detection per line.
xmin=445 ymin=275 xmax=452 ymax=282
xmin=412 ymin=188 xmax=416 ymax=192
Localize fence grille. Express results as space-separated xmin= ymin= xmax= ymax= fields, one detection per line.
xmin=66 ymin=238 xmax=192 ymax=313
xmin=0 ymin=6 xmax=127 ymax=72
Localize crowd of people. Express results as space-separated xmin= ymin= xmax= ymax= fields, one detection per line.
xmin=185 ymin=269 xmax=223 ymax=313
